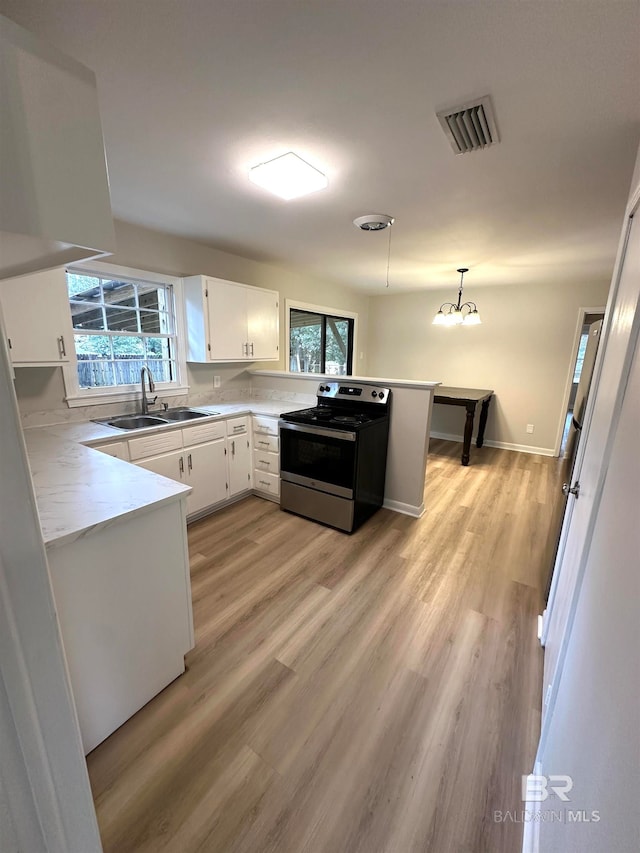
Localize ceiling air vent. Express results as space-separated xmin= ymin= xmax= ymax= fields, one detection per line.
xmin=436 ymin=95 xmax=500 ymax=154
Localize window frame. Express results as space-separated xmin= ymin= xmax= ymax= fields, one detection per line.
xmin=286 ymin=299 xmax=358 ymax=376
xmin=62 ymin=261 xmax=189 ymax=407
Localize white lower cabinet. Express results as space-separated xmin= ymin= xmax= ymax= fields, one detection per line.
xmin=128 ymin=419 xmax=236 ymax=518
xmin=252 ymin=415 xmax=280 ymax=501
xmin=227 ymin=416 xmax=252 ymax=497
xmin=92 ymin=411 xmax=280 ymax=519
xmin=185 ymin=439 xmax=228 ymax=514
xmin=137 ymin=448 xmax=185 ymax=485
xmin=92 ymin=441 xmax=130 ymax=461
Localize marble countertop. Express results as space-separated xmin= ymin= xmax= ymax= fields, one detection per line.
xmin=24 ymin=398 xmax=309 ymax=549
xmin=25 ymin=429 xmax=192 ymax=550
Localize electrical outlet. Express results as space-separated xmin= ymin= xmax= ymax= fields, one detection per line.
xmin=526 ymin=423 xmax=534 ymax=434
xmin=213 ymin=375 xmax=221 ymax=388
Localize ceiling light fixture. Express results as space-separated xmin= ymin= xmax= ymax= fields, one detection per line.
xmin=353 ymin=214 xmax=395 ymax=288
xmin=433 ymin=268 xmax=482 ymax=326
xmin=248 ymin=151 xmax=328 ymax=200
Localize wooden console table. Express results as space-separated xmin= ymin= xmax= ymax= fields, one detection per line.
xmin=433 ymin=386 xmax=494 ymax=466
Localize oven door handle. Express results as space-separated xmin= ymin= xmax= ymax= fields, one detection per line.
xmin=279 ymin=421 xmax=357 ymax=442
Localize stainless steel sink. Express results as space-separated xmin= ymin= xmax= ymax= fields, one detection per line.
xmin=160 ymin=407 xmax=215 ymax=421
xmin=95 ymin=407 xmax=218 ymax=430
xmin=104 ymin=415 xmax=169 ymax=430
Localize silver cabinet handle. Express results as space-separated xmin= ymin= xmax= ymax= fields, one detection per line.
xmin=57 ymin=335 xmax=66 ymax=358
xmin=188 ymin=453 xmax=192 ymax=472
xmin=259 ymin=480 xmax=271 ymax=487
xmin=258 ymin=440 xmax=270 ymax=446
xmin=231 ymin=440 xmax=235 ymax=457
xmin=179 ymin=456 xmax=184 ymax=475
xmin=259 ymin=459 xmax=271 ymax=467
xmin=250 ymin=342 xmax=254 ymax=356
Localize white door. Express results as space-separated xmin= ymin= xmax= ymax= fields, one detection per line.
xmin=542 ymin=200 xmax=640 ymax=716
xmin=246 ymin=287 xmax=279 ymax=360
xmin=186 ymin=439 xmax=228 ymax=514
xmin=228 ymin=434 xmax=252 ymax=496
xmin=207 ymin=279 xmax=248 ymax=361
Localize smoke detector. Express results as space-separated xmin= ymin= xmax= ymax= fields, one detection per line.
xmin=353 ymin=214 xmax=394 ymax=231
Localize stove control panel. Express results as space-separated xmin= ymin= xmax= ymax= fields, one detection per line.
xmin=316 ymin=382 xmax=391 ymax=405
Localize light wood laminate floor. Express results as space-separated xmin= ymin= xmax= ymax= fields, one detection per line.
xmin=87 ymin=439 xmax=563 ymax=853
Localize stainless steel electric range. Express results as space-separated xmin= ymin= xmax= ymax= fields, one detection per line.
xmin=279 ymin=381 xmax=391 ymax=533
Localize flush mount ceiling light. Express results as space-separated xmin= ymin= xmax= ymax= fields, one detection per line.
xmin=248 ymin=151 xmax=328 ymax=200
xmin=433 ymin=268 xmax=482 ymax=326
xmin=353 ymin=214 xmax=395 ymax=288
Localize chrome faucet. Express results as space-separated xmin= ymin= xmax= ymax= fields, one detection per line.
xmin=140 ymin=366 xmax=157 ymax=414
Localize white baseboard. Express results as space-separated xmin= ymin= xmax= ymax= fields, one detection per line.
xmin=521 ymin=764 xmax=542 ymax=853
xmin=383 ymin=498 xmax=425 ymax=518
xmin=429 ymin=431 xmax=556 ymax=457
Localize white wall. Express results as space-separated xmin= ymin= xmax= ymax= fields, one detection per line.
xmin=366 ymin=279 xmax=610 ymax=453
xmin=12 ymin=218 xmax=370 ymax=420
xmin=536 ymin=321 xmax=639 ymax=853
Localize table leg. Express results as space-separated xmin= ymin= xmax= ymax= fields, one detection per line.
xmin=476 ymin=397 xmax=492 ymax=448
xmin=462 ymin=404 xmax=476 ymax=466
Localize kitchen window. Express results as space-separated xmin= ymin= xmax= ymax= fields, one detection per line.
xmin=288 ymin=303 xmax=356 ymax=375
xmin=63 ymin=263 xmax=188 ymax=406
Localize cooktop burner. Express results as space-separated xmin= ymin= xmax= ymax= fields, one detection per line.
xmin=280 ymin=382 xmax=392 ymax=433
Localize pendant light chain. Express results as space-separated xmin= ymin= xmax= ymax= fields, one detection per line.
xmin=385 ymin=223 xmax=392 ymax=289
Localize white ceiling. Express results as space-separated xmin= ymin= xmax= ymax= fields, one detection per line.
xmin=2 ymin=0 xmax=639 ymax=293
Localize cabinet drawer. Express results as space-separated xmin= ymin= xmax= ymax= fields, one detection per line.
xmin=182 ymin=420 xmax=226 ymax=447
xmin=252 ymin=415 xmax=279 ymax=437
xmin=92 ymin=441 xmax=130 ymax=461
xmin=254 ymin=470 xmax=280 ymax=497
xmin=253 ymin=450 xmax=279 ymax=475
xmin=253 ymin=433 xmax=278 ymax=454
xmin=227 ymin=416 xmax=249 ymax=436
xmin=128 ymin=429 xmax=183 ymax=461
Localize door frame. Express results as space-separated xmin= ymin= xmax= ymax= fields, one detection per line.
xmin=540 ymin=177 xmax=640 ymax=748
xmin=552 ymin=305 xmax=606 ymax=456
xmin=0 ymin=303 xmax=103 ymax=849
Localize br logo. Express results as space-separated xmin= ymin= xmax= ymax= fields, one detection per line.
xmin=522 ymin=774 xmax=573 ymax=802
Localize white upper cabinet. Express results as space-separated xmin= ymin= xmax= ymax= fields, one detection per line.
xmin=0 ymin=15 xmax=115 ymax=280
xmin=183 ymin=275 xmax=279 ymax=363
xmin=0 ymin=267 xmax=74 ymax=365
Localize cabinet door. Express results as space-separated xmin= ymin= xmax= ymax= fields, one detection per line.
xmin=0 ymin=268 xmax=72 ymax=364
xmin=185 ymin=439 xmax=228 ymax=514
xmin=228 ymin=435 xmax=252 ymax=496
xmin=136 ymin=450 xmax=185 ymax=484
xmin=207 ymin=279 xmax=248 ymax=361
xmin=92 ymin=441 xmax=130 ymax=461
xmin=246 ymin=287 xmax=279 ymax=360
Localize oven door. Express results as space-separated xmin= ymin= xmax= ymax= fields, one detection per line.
xmin=279 ymin=421 xmax=357 ymax=499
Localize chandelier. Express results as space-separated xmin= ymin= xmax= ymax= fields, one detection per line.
xmin=433 ymin=268 xmax=482 ymax=326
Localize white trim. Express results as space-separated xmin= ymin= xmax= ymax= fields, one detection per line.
xmin=429 ymin=431 xmax=555 ymax=457
xmin=383 ymin=498 xmax=425 ymax=517
xmin=285 ymin=298 xmax=359 ymax=374
xmin=553 ymin=305 xmax=606 ymax=456
xmin=521 ymin=763 xmax=543 ymax=853
xmin=61 ymin=262 xmax=189 ymax=407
